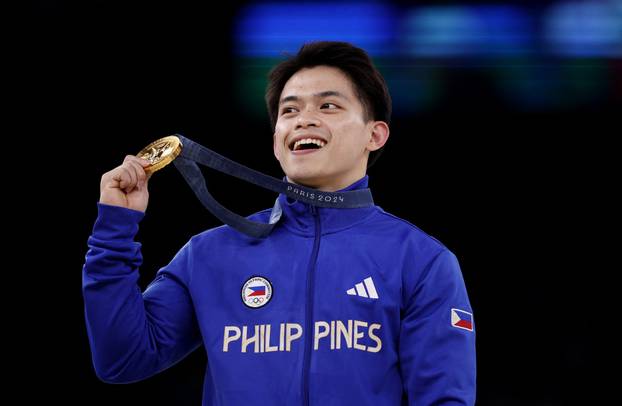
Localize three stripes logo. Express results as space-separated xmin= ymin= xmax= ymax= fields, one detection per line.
xmin=346 ymin=276 xmax=379 ymax=299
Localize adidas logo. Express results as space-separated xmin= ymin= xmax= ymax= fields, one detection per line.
xmin=346 ymin=277 xmax=379 ymax=299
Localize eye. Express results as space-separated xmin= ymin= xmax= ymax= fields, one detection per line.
xmin=321 ymin=103 xmax=338 ymax=109
xmin=280 ymin=106 xmax=298 ymax=115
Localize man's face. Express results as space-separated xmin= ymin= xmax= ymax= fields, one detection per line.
xmin=273 ymin=65 xmax=388 ymax=192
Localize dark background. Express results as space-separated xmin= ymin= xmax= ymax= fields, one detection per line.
xmin=22 ymin=0 xmax=615 ymax=404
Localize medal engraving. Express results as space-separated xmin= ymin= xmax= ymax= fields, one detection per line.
xmin=137 ymin=135 xmax=183 ymax=174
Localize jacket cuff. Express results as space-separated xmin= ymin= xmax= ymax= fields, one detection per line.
xmin=93 ymin=203 xmax=145 ymax=240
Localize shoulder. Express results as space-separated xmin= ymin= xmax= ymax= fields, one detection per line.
xmin=370 ymin=206 xmax=450 ymax=253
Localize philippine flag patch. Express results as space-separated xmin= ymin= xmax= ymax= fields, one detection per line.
xmin=241 ymin=276 xmax=273 ymax=309
xmin=451 ymin=308 xmax=474 ymax=331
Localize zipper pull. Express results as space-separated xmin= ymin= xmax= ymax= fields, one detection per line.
xmin=310 ymin=205 xmax=317 ymax=216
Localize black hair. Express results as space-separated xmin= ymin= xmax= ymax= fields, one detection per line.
xmin=265 ymin=41 xmax=391 ymax=168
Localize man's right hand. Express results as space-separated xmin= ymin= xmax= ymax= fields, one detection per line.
xmin=99 ymin=155 xmax=152 ymax=212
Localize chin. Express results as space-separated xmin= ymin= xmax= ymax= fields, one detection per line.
xmin=286 ymin=173 xmax=323 ymax=189
xmin=288 ymin=177 xmax=317 ymax=188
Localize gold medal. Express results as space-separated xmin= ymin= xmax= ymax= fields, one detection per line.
xmin=137 ymin=135 xmax=183 ymax=175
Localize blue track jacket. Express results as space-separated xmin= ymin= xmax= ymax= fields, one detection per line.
xmin=83 ymin=175 xmax=476 ymax=405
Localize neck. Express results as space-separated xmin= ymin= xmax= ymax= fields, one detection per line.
xmin=286 ymin=178 xmax=359 ymax=192
xmin=286 ymin=170 xmax=368 ymax=192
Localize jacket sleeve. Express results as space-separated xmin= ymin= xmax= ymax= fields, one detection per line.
xmin=82 ymin=203 xmax=202 ymax=383
xmin=400 ymin=249 xmax=476 ymax=405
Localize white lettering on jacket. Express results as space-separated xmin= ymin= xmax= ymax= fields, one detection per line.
xmin=223 ymin=320 xmax=382 ymax=353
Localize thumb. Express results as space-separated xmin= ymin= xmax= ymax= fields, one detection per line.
xmin=138 ymin=157 xmax=151 ymax=168
xmin=140 ymin=158 xmax=153 ymax=181
xmin=139 ymin=173 xmax=152 ymax=189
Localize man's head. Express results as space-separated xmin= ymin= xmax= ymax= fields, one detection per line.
xmin=266 ymin=41 xmax=391 ymax=192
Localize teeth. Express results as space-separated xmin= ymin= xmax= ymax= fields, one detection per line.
xmin=293 ymin=138 xmax=326 ymax=151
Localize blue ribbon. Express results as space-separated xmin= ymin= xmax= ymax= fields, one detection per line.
xmin=172 ymin=134 xmax=374 ymax=238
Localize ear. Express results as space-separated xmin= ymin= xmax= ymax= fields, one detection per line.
xmin=366 ymin=121 xmax=390 ymax=152
xmin=273 ymin=131 xmax=281 ymax=161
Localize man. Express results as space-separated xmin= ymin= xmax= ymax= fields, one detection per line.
xmin=83 ymin=41 xmax=476 ymax=405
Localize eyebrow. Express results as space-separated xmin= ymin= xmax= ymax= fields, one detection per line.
xmin=279 ymin=90 xmax=350 ymax=105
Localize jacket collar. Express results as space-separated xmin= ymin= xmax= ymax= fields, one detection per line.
xmin=274 ymin=175 xmax=376 ymax=236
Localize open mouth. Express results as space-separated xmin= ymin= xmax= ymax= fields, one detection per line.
xmin=289 ymin=138 xmax=327 ymax=152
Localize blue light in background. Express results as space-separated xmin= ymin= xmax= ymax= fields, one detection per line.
xmin=402 ymin=6 xmax=534 ymax=57
xmin=232 ymin=1 xmax=620 ymax=115
xmin=233 ymin=3 xmax=398 ymax=57
xmin=543 ymin=0 xmax=622 ymax=57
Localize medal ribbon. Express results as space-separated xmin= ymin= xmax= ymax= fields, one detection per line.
xmin=172 ymin=134 xmax=374 ymax=238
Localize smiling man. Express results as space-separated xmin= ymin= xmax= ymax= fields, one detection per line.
xmin=271 ymin=63 xmax=389 ymax=192
xmin=83 ymin=41 xmax=476 ymax=406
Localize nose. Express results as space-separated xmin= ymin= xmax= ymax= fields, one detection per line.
xmin=295 ymin=111 xmax=321 ymax=130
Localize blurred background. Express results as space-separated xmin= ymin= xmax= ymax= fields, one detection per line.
xmin=24 ymin=0 xmax=618 ymax=404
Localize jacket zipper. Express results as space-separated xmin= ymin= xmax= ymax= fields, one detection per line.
xmin=302 ymin=204 xmax=321 ymax=406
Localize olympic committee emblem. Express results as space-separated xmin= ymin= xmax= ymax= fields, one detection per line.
xmin=241 ymin=276 xmax=273 ymax=309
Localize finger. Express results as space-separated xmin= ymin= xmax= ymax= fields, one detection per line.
xmin=125 ymin=156 xmax=152 ymax=186
xmin=127 ymin=159 xmax=146 ymax=181
xmin=115 ymin=167 xmax=134 ymax=191
xmin=131 ymin=157 xmax=153 ymax=180
xmin=126 ymin=160 xmax=147 ymax=189
xmin=125 ymin=154 xmax=151 ymax=168
xmin=122 ymin=161 xmax=138 ymax=193
xmin=122 ymin=156 xmax=139 ymax=192
xmin=138 ymin=157 xmax=151 ymax=167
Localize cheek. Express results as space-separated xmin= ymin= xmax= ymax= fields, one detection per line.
xmin=274 ymin=123 xmax=288 ymax=145
xmin=333 ymin=124 xmax=367 ymax=153
xmin=275 ymin=118 xmax=289 ymax=132
xmin=273 ymin=129 xmax=285 ymax=146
